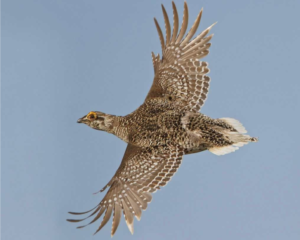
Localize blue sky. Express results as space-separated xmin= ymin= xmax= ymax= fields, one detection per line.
xmin=2 ymin=0 xmax=300 ymax=239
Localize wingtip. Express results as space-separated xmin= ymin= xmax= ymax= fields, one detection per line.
xmin=66 ymin=218 xmax=75 ymax=222
xmin=68 ymin=211 xmax=83 ymax=215
xmin=161 ymin=4 xmax=167 ymax=15
xmin=128 ymin=223 xmax=134 ymax=235
xmin=93 ymin=228 xmax=101 ymax=235
xmin=209 ymin=22 xmax=218 ymax=29
xmin=199 ymin=7 xmax=203 ymax=15
xmin=184 ymin=1 xmax=188 ymax=11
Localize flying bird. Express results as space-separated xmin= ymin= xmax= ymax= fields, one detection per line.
xmin=68 ymin=2 xmax=258 ymax=236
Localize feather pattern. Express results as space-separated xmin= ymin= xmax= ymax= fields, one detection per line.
xmin=171 ymin=2 xmax=179 ymax=43
xmin=111 ymin=203 xmax=121 ymax=236
xmin=181 ymin=8 xmax=202 ymax=46
xmin=67 ymin=2 xmax=258 ymax=237
xmin=175 ymin=2 xmax=188 ymax=44
xmin=154 ymin=18 xmax=165 ymax=56
xmin=68 ymin=144 xmax=184 ymax=236
xmin=146 ymin=2 xmax=216 ymax=112
xmin=94 ymin=205 xmax=113 ymax=234
xmin=162 ymin=5 xmax=171 ymax=45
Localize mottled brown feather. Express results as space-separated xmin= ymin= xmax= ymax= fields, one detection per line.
xmin=68 ymin=2 xmax=257 ymax=237
xmin=69 ymin=144 xmax=183 ymax=236
xmin=147 ymin=2 xmax=215 ymax=112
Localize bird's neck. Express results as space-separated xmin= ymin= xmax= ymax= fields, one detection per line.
xmin=110 ymin=116 xmax=131 ymax=143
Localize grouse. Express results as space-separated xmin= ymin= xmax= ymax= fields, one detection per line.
xmin=68 ymin=2 xmax=258 ymax=236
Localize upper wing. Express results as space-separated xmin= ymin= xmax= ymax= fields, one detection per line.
xmin=146 ymin=2 xmax=216 ymax=112
xmin=67 ymin=144 xmax=184 ymax=236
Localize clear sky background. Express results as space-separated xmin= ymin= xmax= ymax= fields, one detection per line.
xmin=2 ymin=0 xmax=300 ymax=239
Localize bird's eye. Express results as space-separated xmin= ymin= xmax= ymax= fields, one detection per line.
xmin=87 ymin=112 xmax=97 ymax=120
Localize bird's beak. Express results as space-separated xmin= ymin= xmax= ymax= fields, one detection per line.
xmin=77 ymin=116 xmax=86 ymax=123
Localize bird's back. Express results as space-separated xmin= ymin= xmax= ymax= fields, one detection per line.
xmin=120 ymin=100 xmax=256 ymax=155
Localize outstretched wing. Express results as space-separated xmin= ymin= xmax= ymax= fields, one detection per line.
xmin=67 ymin=144 xmax=184 ymax=236
xmin=146 ymin=2 xmax=216 ymax=112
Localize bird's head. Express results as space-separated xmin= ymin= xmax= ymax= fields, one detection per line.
xmin=77 ymin=111 xmax=115 ymax=132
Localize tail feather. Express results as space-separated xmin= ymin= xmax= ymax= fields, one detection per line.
xmin=220 ymin=118 xmax=247 ymax=133
xmin=209 ymin=145 xmax=239 ymax=155
xmin=209 ymin=118 xmax=258 ymax=156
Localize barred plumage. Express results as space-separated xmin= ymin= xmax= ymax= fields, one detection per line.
xmin=68 ymin=2 xmax=257 ymax=236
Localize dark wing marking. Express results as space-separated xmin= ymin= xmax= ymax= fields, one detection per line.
xmin=147 ymin=2 xmax=216 ymax=112
xmin=67 ymin=144 xmax=184 ymax=236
